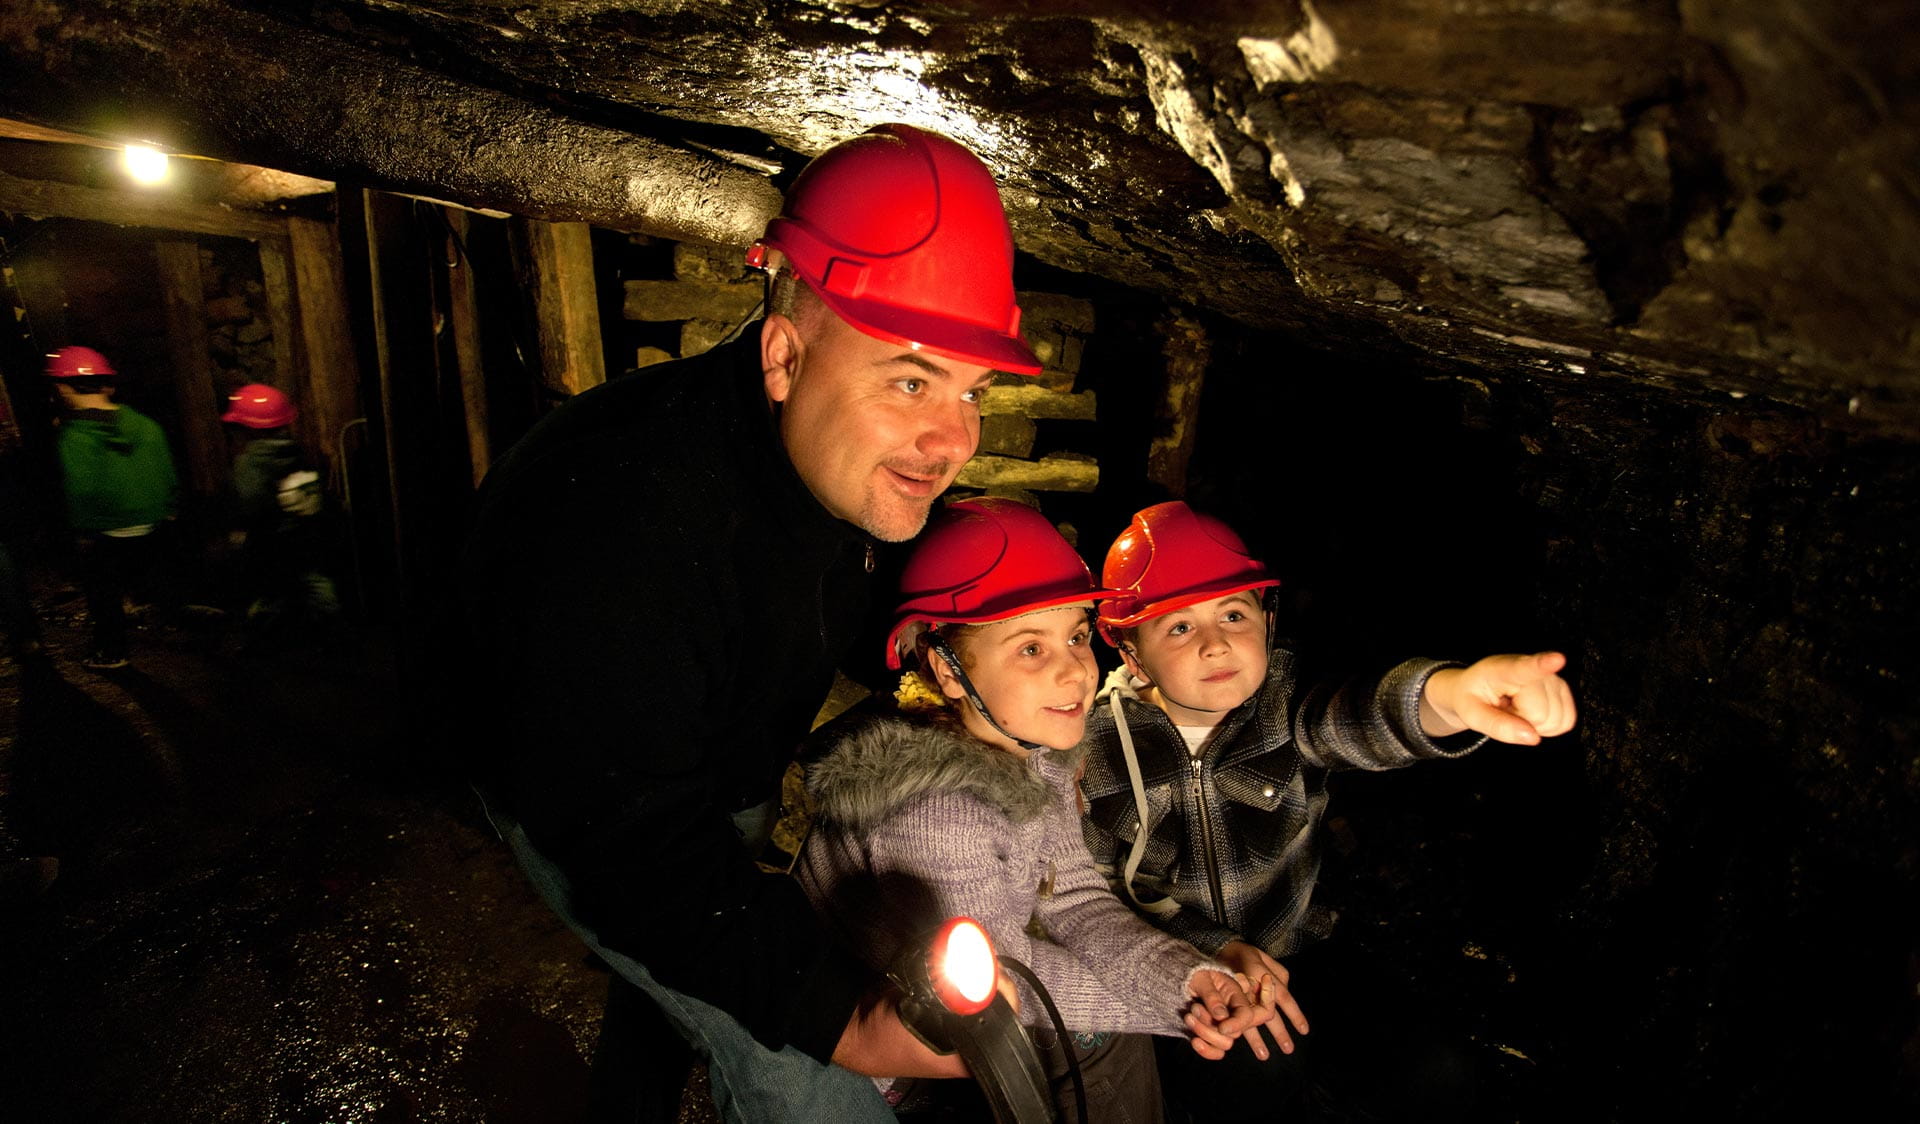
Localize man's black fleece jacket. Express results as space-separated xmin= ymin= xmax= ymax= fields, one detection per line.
xmin=460 ymin=325 xmax=875 ymax=1062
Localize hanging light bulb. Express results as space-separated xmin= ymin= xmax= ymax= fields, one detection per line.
xmin=123 ymin=144 xmax=169 ymax=185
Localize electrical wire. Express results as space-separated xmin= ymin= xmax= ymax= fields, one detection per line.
xmin=997 ymin=954 xmax=1086 ymax=1124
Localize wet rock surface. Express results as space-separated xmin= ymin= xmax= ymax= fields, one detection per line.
xmin=0 ymin=1 xmax=1914 ymax=429
xmin=0 ymin=601 xmax=606 ymax=1123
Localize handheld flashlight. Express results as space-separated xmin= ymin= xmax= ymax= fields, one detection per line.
xmin=890 ymin=916 xmax=1054 ymax=1123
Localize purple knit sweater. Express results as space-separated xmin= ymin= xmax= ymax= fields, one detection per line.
xmin=796 ymin=714 xmax=1219 ymax=1036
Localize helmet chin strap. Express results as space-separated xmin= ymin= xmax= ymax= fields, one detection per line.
xmin=927 ymin=632 xmax=1049 ymax=756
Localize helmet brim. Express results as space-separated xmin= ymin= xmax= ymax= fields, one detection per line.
xmin=817 ymin=288 xmax=1042 ymax=376
xmin=887 ymin=592 xmax=1110 ymax=669
xmin=1097 ymin=578 xmax=1280 ymax=640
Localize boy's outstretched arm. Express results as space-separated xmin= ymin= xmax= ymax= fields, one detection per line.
xmin=1419 ymin=651 xmax=1578 ymax=744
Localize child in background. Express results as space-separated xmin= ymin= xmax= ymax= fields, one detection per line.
xmin=222 ymin=383 xmax=338 ymax=641
xmin=1079 ymin=500 xmax=1576 ymax=1123
xmin=45 ymin=345 xmax=182 ymax=670
xmin=797 ymin=498 xmax=1301 ymax=1122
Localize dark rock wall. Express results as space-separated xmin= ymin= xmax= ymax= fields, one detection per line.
xmin=1185 ymin=327 xmax=1917 ymax=1114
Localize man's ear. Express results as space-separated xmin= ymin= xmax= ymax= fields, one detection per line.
xmin=1117 ymin=643 xmax=1153 ymax=687
xmin=761 ymin=313 xmax=802 ymax=405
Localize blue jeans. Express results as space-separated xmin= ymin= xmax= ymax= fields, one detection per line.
xmin=483 ymin=798 xmax=894 ymax=1123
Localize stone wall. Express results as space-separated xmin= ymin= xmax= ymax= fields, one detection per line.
xmin=199 ymin=239 xmax=276 ymax=396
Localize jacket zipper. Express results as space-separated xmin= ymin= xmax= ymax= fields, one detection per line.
xmin=1191 ymin=756 xmax=1228 ymax=922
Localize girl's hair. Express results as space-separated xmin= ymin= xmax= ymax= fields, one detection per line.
xmin=894 ymin=623 xmax=983 ymax=714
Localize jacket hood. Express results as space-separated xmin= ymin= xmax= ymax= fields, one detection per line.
xmin=806 ymin=714 xmax=1083 ymax=833
xmin=1098 ymin=663 xmax=1146 ymax=704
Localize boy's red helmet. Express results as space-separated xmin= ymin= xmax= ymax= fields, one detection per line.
xmin=45 ymin=345 xmax=116 ymax=378
xmin=1097 ymin=501 xmax=1279 ymax=645
xmin=885 ymin=497 xmax=1108 ymax=668
xmin=752 ymin=123 xmax=1042 ymax=377
xmin=221 ymin=383 xmax=296 ymax=429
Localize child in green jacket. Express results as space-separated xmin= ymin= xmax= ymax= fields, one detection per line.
xmin=46 ymin=345 xmax=181 ymax=670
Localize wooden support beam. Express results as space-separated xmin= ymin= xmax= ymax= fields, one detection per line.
xmin=0 ymin=168 xmax=288 ymax=242
xmin=519 ymin=218 xmax=605 ymax=398
xmin=256 ymin=237 xmax=307 ymax=440
xmin=445 ymin=209 xmax=490 ymax=488
xmin=362 ymin=190 xmax=427 ymax=618
xmin=287 ymin=214 xmax=361 ymax=489
xmin=1146 ymin=310 xmax=1210 ymax=498
xmin=153 ymin=237 xmax=226 ymax=502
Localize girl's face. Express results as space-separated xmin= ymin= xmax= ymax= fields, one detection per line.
xmin=933 ymin=605 xmax=1098 ymax=754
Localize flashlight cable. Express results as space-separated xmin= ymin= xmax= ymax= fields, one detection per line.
xmin=997 ymin=954 xmax=1087 ymax=1124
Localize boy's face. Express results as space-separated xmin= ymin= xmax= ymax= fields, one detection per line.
xmin=1121 ymin=591 xmax=1271 ymax=727
xmin=931 ymin=605 xmax=1098 ymax=753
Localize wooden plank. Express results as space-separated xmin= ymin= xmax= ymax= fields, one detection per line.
xmin=153 ymin=237 xmax=226 ymax=501
xmin=955 ymin=452 xmax=1099 ymax=493
xmin=978 ymin=414 xmax=1036 ymax=458
xmin=445 ymin=208 xmax=491 ymax=488
xmin=622 ymin=278 xmax=761 ymax=322
xmin=286 ymin=214 xmax=361 ymax=488
xmin=0 ymin=168 xmax=288 ymax=241
xmin=256 ymin=237 xmax=307 ymax=445
xmin=361 ymin=190 xmax=417 ymax=611
xmin=520 ymin=218 xmax=605 ymax=397
xmin=980 ymin=384 xmax=1098 ymax=420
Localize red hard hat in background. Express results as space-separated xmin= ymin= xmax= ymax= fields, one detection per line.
xmin=221 ymin=383 xmax=296 ymax=429
xmin=1097 ymin=501 xmax=1279 ymax=644
xmin=885 ymin=497 xmax=1106 ymax=668
xmin=45 ymin=345 xmax=117 ymax=378
xmin=754 ymin=123 xmax=1042 ymax=376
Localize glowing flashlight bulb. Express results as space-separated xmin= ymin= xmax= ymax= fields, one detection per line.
xmin=943 ymin=922 xmax=994 ymax=1004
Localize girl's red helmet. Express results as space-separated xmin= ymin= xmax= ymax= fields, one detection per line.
xmin=1097 ymin=502 xmax=1279 ymax=645
xmin=45 ymin=345 xmax=116 ymax=378
xmin=221 ymin=383 xmax=296 ymax=429
xmin=753 ymin=124 xmax=1042 ymax=377
xmin=885 ymin=497 xmax=1107 ymax=669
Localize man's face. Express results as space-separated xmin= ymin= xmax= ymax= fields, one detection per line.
xmin=1124 ymin=591 xmax=1272 ymax=727
xmin=765 ymin=311 xmax=994 ymax=542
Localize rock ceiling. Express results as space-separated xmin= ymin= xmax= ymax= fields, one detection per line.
xmin=0 ymin=1 xmax=1914 ymax=432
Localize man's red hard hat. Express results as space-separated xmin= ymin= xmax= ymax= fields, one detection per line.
xmin=221 ymin=383 xmax=297 ymax=429
xmin=45 ymin=345 xmax=116 ymax=378
xmin=1097 ymin=502 xmax=1279 ymax=645
xmin=754 ymin=123 xmax=1042 ymax=376
xmin=886 ymin=497 xmax=1106 ymax=668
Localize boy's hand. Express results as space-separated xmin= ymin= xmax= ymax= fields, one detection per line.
xmin=1183 ymin=968 xmax=1284 ymax=1059
xmin=1212 ymin=940 xmax=1310 ymax=1058
xmin=1421 ymin=651 xmax=1578 ymax=744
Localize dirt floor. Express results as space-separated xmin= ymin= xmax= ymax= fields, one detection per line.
xmin=0 ymin=584 xmax=644 ymax=1123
